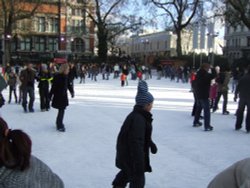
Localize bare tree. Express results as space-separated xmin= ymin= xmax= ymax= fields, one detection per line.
xmin=86 ymin=0 xmax=143 ymax=63
xmin=208 ymin=0 xmax=250 ymax=29
xmin=148 ymin=0 xmax=200 ymax=57
xmin=0 ymin=0 xmax=42 ymax=66
xmin=224 ymin=0 xmax=250 ymax=29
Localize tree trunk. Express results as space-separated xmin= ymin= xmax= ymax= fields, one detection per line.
xmin=97 ymin=30 xmax=108 ymax=63
xmin=176 ymin=30 xmax=182 ymax=57
xmin=4 ymin=22 xmax=13 ymax=67
xmin=4 ymin=40 xmax=11 ymax=66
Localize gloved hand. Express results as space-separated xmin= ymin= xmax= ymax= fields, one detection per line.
xmin=71 ymin=92 xmax=74 ymax=98
xmin=150 ymin=141 xmax=158 ymax=154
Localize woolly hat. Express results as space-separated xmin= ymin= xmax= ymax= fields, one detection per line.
xmin=135 ymin=80 xmax=154 ymax=106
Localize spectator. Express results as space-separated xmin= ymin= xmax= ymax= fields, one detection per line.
xmin=0 ymin=117 xmax=64 ymax=187
xmin=207 ymin=158 xmax=250 ymax=188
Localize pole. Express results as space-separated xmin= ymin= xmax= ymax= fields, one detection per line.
xmin=200 ymin=50 xmax=203 ymax=67
xmin=58 ymin=0 xmax=61 ymax=51
xmin=193 ymin=50 xmax=195 ymax=68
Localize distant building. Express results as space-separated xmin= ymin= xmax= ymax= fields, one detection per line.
xmin=224 ymin=3 xmax=250 ymax=63
xmin=117 ymin=29 xmax=223 ymax=65
xmin=0 ymin=0 xmax=95 ymax=65
xmin=224 ymin=24 xmax=250 ymax=63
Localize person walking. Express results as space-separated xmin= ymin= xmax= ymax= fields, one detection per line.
xmin=19 ymin=63 xmax=36 ymax=112
xmin=193 ymin=63 xmax=216 ymax=131
xmin=112 ymin=80 xmax=157 ymax=188
xmin=37 ymin=63 xmax=52 ymax=112
xmin=49 ymin=63 xmax=73 ymax=132
xmin=234 ymin=66 xmax=250 ymax=132
xmin=212 ymin=66 xmax=231 ymax=115
xmin=0 ymin=117 xmax=64 ymax=187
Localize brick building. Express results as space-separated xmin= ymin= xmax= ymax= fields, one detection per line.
xmin=0 ymin=0 xmax=95 ymax=65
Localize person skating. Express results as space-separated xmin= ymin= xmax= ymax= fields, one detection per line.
xmin=49 ymin=63 xmax=73 ymax=132
xmin=193 ymin=63 xmax=216 ymax=131
xmin=234 ymin=66 xmax=250 ymax=132
xmin=112 ymin=80 xmax=157 ymax=188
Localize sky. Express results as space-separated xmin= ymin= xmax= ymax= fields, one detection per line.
xmin=1 ymin=71 xmax=249 ymax=188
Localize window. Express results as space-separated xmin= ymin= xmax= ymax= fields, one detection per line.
xmin=34 ymin=37 xmax=45 ymax=51
xmin=48 ymin=38 xmax=58 ymax=51
xmin=20 ymin=37 xmax=31 ymax=51
xmin=71 ymin=38 xmax=85 ymax=52
xmin=72 ymin=20 xmax=83 ymax=32
xmin=48 ymin=18 xmax=58 ymax=33
xmin=37 ymin=17 xmax=45 ymax=32
xmin=72 ymin=8 xmax=82 ymax=16
xmin=19 ymin=19 xmax=30 ymax=31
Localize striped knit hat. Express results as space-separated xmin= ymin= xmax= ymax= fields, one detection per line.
xmin=135 ymin=80 xmax=154 ymax=106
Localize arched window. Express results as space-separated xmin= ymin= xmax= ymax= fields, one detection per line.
xmin=71 ymin=38 xmax=85 ymax=52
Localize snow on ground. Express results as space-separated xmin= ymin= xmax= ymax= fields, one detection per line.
xmin=1 ymin=73 xmax=250 ymax=188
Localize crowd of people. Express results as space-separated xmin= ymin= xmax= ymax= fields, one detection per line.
xmin=0 ymin=60 xmax=249 ymax=187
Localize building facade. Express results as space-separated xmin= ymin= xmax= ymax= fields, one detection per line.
xmin=117 ymin=29 xmax=222 ymax=65
xmin=223 ymin=3 xmax=250 ymax=63
xmin=0 ymin=0 xmax=95 ymax=65
xmin=224 ymin=24 xmax=250 ymax=63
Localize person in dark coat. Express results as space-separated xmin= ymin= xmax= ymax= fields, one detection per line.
xmin=68 ymin=62 xmax=77 ymax=98
xmin=234 ymin=66 xmax=250 ymax=132
xmin=37 ymin=63 xmax=52 ymax=112
xmin=49 ymin=63 xmax=72 ymax=132
xmin=19 ymin=63 xmax=36 ymax=112
xmin=112 ymin=80 xmax=157 ymax=188
xmin=7 ymin=68 xmax=18 ymax=104
xmin=212 ymin=67 xmax=231 ymax=115
xmin=193 ymin=63 xmax=216 ymax=131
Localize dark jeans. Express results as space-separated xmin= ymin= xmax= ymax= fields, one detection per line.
xmin=9 ymin=86 xmax=17 ymax=103
xmin=39 ymin=87 xmax=50 ymax=110
xmin=112 ymin=170 xmax=145 ymax=188
xmin=22 ymin=86 xmax=35 ymax=110
xmin=213 ymin=91 xmax=228 ymax=113
xmin=194 ymin=99 xmax=211 ymax=129
xmin=56 ymin=109 xmax=65 ymax=129
xmin=235 ymin=98 xmax=250 ymax=131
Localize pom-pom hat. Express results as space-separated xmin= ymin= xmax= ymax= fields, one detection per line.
xmin=135 ymin=80 xmax=154 ymax=106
